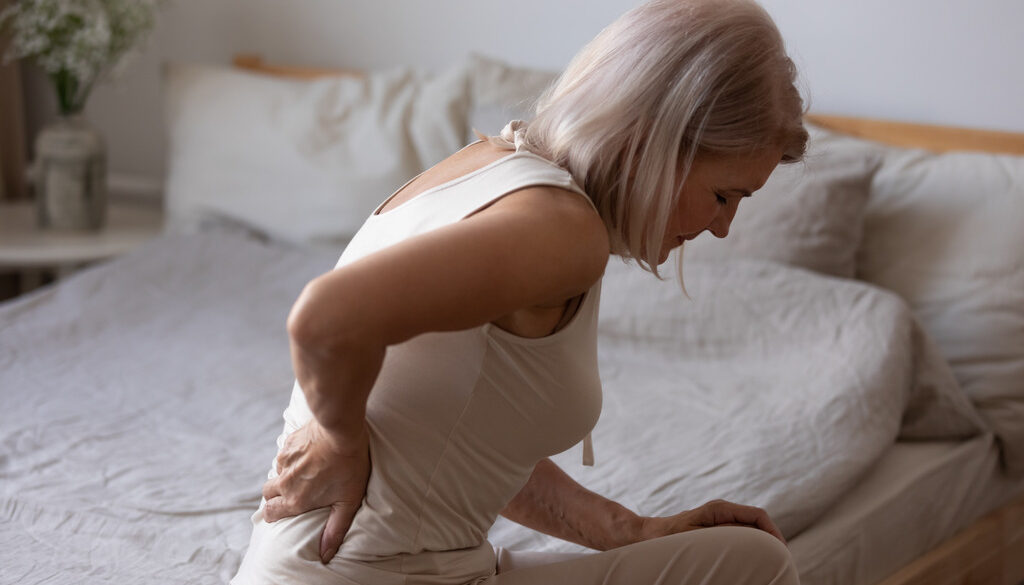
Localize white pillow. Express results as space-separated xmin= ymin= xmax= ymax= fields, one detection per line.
xmin=857 ymin=148 xmax=1024 ymax=474
xmin=684 ymin=125 xmax=884 ymax=278
xmin=464 ymin=54 xmax=558 ymax=143
xmin=162 ymin=62 xmax=470 ymax=246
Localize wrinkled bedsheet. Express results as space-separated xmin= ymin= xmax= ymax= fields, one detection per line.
xmin=488 ymin=258 xmax=984 ymax=553
xmin=0 ymin=232 xmax=984 ymax=583
xmin=0 ymin=232 xmax=338 ymax=584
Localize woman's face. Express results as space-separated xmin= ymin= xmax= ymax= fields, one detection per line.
xmin=658 ymin=148 xmax=784 ymax=264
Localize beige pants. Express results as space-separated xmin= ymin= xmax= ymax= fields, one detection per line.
xmin=490 ymin=527 xmax=798 ymax=585
xmin=232 ymin=507 xmax=799 ymax=585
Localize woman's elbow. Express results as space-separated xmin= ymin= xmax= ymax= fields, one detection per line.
xmin=286 ymin=275 xmax=358 ymax=351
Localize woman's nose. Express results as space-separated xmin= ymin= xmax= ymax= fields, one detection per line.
xmin=709 ymin=212 xmax=732 ymax=238
xmin=709 ymin=200 xmax=740 ymax=238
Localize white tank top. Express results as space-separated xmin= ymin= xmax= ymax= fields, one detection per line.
xmin=273 ymin=123 xmax=603 ymax=561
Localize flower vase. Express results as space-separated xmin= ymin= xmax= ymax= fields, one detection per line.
xmin=34 ymin=114 xmax=107 ymax=231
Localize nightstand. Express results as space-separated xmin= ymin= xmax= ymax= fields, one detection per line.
xmin=0 ymin=199 xmax=165 ymax=297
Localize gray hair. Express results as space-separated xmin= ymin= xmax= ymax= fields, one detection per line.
xmin=516 ymin=0 xmax=809 ymax=274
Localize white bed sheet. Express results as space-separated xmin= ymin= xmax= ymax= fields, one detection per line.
xmin=493 ymin=435 xmax=1024 ymax=585
xmin=0 ymin=232 xmax=340 ymax=585
xmin=0 ymin=230 xmax=1007 ymax=585
xmin=792 ymin=433 xmax=1024 ymax=585
xmin=489 ymin=256 xmax=983 ymax=551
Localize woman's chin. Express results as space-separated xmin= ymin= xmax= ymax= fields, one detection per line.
xmin=657 ymin=246 xmax=675 ymax=265
xmin=657 ymin=239 xmax=685 ymax=265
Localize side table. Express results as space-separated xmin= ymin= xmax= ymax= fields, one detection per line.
xmin=0 ymin=199 xmax=165 ymax=297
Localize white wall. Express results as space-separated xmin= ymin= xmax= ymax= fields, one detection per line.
xmin=767 ymin=0 xmax=1024 ymax=132
xmin=22 ymin=0 xmax=1024 ymax=195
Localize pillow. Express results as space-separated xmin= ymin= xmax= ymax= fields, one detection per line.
xmin=464 ymin=54 xmax=558 ymax=143
xmin=162 ymin=62 xmax=470 ymax=246
xmin=684 ymin=125 xmax=884 ymax=278
xmin=857 ymin=147 xmax=1024 ymax=474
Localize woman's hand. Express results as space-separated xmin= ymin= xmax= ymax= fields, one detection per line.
xmin=637 ymin=499 xmax=786 ymax=545
xmin=261 ymin=419 xmax=371 ymax=564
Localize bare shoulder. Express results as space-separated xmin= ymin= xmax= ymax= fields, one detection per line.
xmin=291 ymin=150 xmax=611 ymax=347
xmin=480 ymin=184 xmax=611 ymax=289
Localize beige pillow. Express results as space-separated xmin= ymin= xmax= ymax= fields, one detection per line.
xmin=685 ymin=125 xmax=884 ymax=278
xmin=857 ymin=148 xmax=1024 ymax=474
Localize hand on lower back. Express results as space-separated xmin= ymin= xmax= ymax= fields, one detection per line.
xmin=261 ymin=419 xmax=371 ymax=563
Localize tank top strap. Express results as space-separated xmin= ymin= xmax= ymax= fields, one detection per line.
xmin=452 ymin=150 xmax=590 ymax=217
xmin=363 ymin=148 xmax=592 ymax=238
xmin=423 ymin=119 xmax=593 ymax=223
xmin=489 ymin=120 xmax=594 ymax=211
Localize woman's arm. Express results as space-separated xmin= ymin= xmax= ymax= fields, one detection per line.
xmin=263 ymin=187 xmax=609 ymax=562
xmin=285 ymin=187 xmax=608 ymax=433
xmin=502 ymin=459 xmax=788 ymax=550
xmin=500 ymin=458 xmax=643 ymax=550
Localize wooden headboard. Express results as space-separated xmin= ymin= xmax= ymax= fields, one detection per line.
xmin=232 ymin=53 xmax=365 ymax=80
xmin=232 ymin=54 xmax=1024 ymax=156
xmin=804 ymin=113 xmax=1024 ymax=156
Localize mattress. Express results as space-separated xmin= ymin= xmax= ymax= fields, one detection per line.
xmin=497 ymin=436 xmax=1024 ymax=585
xmin=493 ymin=435 xmax=1024 ymax=585
xmin=791 ymin=433 xmax=1024 ymax=585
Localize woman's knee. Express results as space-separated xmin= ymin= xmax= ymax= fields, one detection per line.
xmin=664 ymin=526 xmax=797 ymax=585
xmin=706 ymin=526 xmax=798 ymax=584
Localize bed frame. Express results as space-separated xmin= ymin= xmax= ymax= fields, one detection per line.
xmin=876 ymin=492 xmax=1024 ymax=585
xmin=231 ymin=54 xmax=1024 ymax=157
xmin=231 ymin=53 xmax=1024 ymax=585
xmin=804 ymin=114 xmax=1024 ymax=155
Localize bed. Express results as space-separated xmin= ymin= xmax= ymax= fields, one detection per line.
xmin=1 ymin=54 xmax=1022 ymax=585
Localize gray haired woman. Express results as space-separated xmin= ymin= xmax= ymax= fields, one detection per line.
xmin=233 ymin=0 xmax=809 ymax=583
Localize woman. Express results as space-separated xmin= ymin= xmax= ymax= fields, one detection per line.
xmin=233 ymin=0 xmax=809 ymax=583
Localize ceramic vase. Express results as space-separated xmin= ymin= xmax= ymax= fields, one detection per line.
xmin=34 ymin=114 xmax=107 ymax=230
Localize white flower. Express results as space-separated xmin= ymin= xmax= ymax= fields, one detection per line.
xmin=0 ymin=0 xmax=159 ymax=112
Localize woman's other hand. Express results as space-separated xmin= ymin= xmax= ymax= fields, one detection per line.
xmin=261 ymin=419 xmax=371 ymax=564
xmin=638 ymin=499 xmax=786 ymax=545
